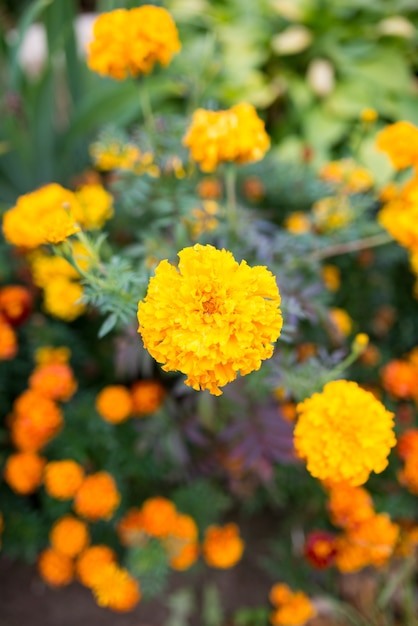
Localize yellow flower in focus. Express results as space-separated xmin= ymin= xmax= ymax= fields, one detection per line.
xmin=269 ymin=584 xmax=317 ymax=626
xmin=294 ymin=380 xmax=396 ymax=486
xmin=319 ymin=159 xmax=374 ymax=194
xmin=73 ymin=184 xmax=114 ymax=230
xmin=3 ymin=452 xmax=45 ymax=495
xmin=329 ymin=307 xmax=353 ymax=337
xmin=42 ymin=278 xmax=85 ymax=321
xmin=376 ymin=121 xmax=418 ymax=170
xmin=50 ymin=515 xmax=90 ymax=557
xmin=312 ymin=196 xmax=353 ymax=232
xmin=284 ymin=212 xmax=311 ymax=235
xmin=202 ymin=523 xmax=244 ymax=569
xmin=95 ymin=385 xmax=133 ymax=424
xmin=44 ymin=460 xmax=85 ymax=500
xmin=137 ymin=244 xmax=282 ymax=396
xmin=76 ymin=545 xmax=117 ymax=588
xmin=38 ymin=548 xmax=74 ymax=587
xmin=74 ymin=472 xmax=121 ymax=521
xmin=2 ymin=184 xmax=80 ymax=249
xmin=321 ymin=265 xmax=340 ymax=291
xmin=183 ymin=103 xmax=270 ymax=172
xmin=87 ymin=6 xmax=180 ymax=80
xmin=92 ymin=563 xmax=141 ymax=612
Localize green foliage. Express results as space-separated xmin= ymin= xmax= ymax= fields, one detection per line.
xmin=127 ymin=539 xmax=170 ymax=599
xmin=173 ymin=479 xmax=233 ymax=534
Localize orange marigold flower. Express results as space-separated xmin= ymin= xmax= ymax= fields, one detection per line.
xmin=321 ymin=265 xmax=340 ymax=292
xmin=319 ymin=159 xmax=373 ymax=194
xmin=202 ymin=523 xmax=244 ymax=569
xmin=141 ymin=497 xmax=178 ymax=538
xmin=397 ymin=429 xmax=418 ymax=460
xmin=137 ymin=244 xmax=282 ymax=396
xmin=242 ymin=176 xmax=265 ymax=202
xmin=73 ymin=184 xmax=114 ymax=230
xmin=294 ymin=380 xmax=396 ymax=486
xmin=197 ymin=177 xmax=223 ymax=199
xmin=183 ymin=103 xmax=270 ymax=172
xmin=381 ymin=359 xmax=418 ymax=399
xmin=130 ymin=380 xmax=165 ymax=416
xmin=117 ymin=508 xmax=146 ymax=547
xmin=270 ymin=585 xmax=317 ymax=626
xmin=74 ymin=472 xmax=121 ymax=521
xmin=376 ymin=121 xmax=418 ymax=170
xmin=0 ymin=285 xmax=32 ymax=326
xmin=2 ymin=184 xmax=80 ymax=249
xmin=76 ymin=545 xmax=117 ymax=588
xmin=4 ymin=452 xmax=45 ymax=495
xmin=50 ymin=515 xmax=90 ymax=557
xmin=87 ymin=6 xmax=180 ymax=81
xmin=11 ymin=390 xmax=63 ymax=452
xmin=335 ymin=513 xmax=399 ymax=573
xmin=304 ymin=530 xmax=337 ymax=569
xmin=0 ymin=315 xmax=17 ymax=360
xmin=38 ymin=548 xmax=74 ymax=587
xmin=29 ymin=362 xmax=77 ymax=402
xmin=44 ymin=460 xmax=85 ymax=500
xmin=95 ymin=385 xmax=133 ymax=424
xmin=284 ymin=212 xmax=311 ymax=235
xmin=92 ymin=563 xmax=141 ymax=612
xmin=398 ymin=456 xmax=418 ymax=495
xmin=165 ymin=513 xmax=199 ymax=571
xmin=327 ymin=484 xmax=375 ymax=529
xmin=378 ymin=175 xmax=418 ymax=252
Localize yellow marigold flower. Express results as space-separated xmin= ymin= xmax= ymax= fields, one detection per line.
xmin=42 ymin=278 xmax=85 ymax=321
xmin=202 ymin=523 xmax=244 ymax=569
xmin=189 ymin=201 xmax=220 ymax=239
xmin=29 ymin=362 xmax=77 ymax=402
xmin=270 ymin=586 xmax=317 ymax=626
xmin=321 ymin=265 xmax=340 ymax=291
xmin=4 ymin=452 xmax=45 ymax=495
xmin=11 ymin=390 xmax=63 ymax=452
xmin=50 ymin=515 xmax=90 ymax=557
xmin=319 ymin=159 xmax=373 ymax=194
xmin=130 ymin=380 xmax=165 ymax=416
xmin=92 ymin=563 xmax=141 ymax=612
xmin=329 ymin=307 xmax=353 ymax=337
xmin=87 ymin=6 xmax=180 ymax=81
xmin=74 ymin=472 xmax=121 ymax=521
xmin=312 ymin=196 xmax=353 ymax=232
xmin=0 ymin=285 xmax=32 ymax=327
xmin=378 ymin=174 xmax=418 ymax=251
xmin=2 ymin=184 xmax=80 ymax=249
xmin=73 ymin=184 xmax=114 ymax=230
xmin=284 ymin=212 xmax=311 ymax=235
xmin=30 ymin=252 xmax=80 ymax=288
xmin=0 ymin=315 xmax=17 ymax=360
xmin=90 ymin=140 xmax=146 ymax=172
xmin=137 ymin=244 xmax=282 ymax=396
xmin=44 ymin=460 xmax=85 ymax=500
xmin=183 ymin=103 xmax=270 ymax=172
xmin=327 ymin=484 xmax=375 ymax=529
xmin=360 ymin=108 xmax=378 ymax=124
xmin=76 ymin=545 xmax=117 ymax=588
xmin=117 ymin=509 xmax=146 ymax=547
xmin=335 ymin=513 xmax=399 ymax=573
xmin=95 ymin=385 xmax=133 ymax=424
xmin=376 ymin=121 xmax=418 ymax=170
xmin=35 ymin=346 xmax=71 ymax=366
xmin=294 ymin=380 xmax=396 ymax=486
xmin=38 ymin=548 xmax=74 ymax=587
xmin=141 ymin=497 xmax=178 ymax=538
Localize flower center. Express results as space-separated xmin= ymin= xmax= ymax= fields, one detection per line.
xmin=202 ymin=297 xmax=217 ymax=315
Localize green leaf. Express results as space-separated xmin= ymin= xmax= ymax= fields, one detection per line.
xmin=98 ymin=313 xmax=118 ymax=338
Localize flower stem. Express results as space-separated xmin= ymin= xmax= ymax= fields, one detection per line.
xmin=139 ymin=80 xmax=155 ymax=135
xmin=225 ymin=164 xmax=238 ymax=235
xmin=308 ymin=232 xmax=392 ymax=262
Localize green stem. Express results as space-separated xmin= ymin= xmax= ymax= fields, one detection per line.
xmin=308 ymin=232 xmax=392 ymax=263
xmin=139 ymin=80 xmax=155 ymax=134
xmin=225 ymin=164 xmax=238 ymax=236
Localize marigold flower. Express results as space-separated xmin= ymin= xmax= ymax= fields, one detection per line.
xmin=319 ymin=159 xmax=373 ymax=194
xmin=197 ymin=177 xmax=223 ymax=199
xmin=360 ymin=108 xmax=378 ymax=124
xmin=90 ymin=140 xmax=152 ymax=173
xmin=38 ymin=548 xmax=74 ymax=587
xmin=11 ymin=390 xmax=63 ymax=451
xmin=141 ymin=497 xmax=178 ymax=538
xmin=381 ymin=359 xmax=418 ymax=399
xmin=73 ymin=184 xmax=114 ymax=230
xmin=294 ymin=380 xmax=396 ymax=486
xmin=29 ymin=362 xmax=77 ymax=402
xmin=165 ymin=513 xmax=199 ymax=571
xmin=95 ymin=385 xmax=133 ymax=424
xmin=87 ymin=6 xmax=180 ymax=80
xmin=189 ymin=201 xmax=220 ymax=239
xmin=397 ymin=429 xmax=418 ymax=460
xmin=183 ymin=103 xmax=270 ymax=172
xmin=269 ymin=585 xmax=317 ymax=626
xmin=321 ymin=265 xmax=340 ymax=291
xmin=42 ymin=278 xmax=85 ymax=321
xmin=378 ymin=175 xmax=418 ymax=251
xmin=2 ymin=184 xmax=80 ymax=249
xmin=329 ymin=307 xmax=353 ymax=337
xmin=312 ymin=196 xmax=353 ymax=232
xmin=4 ymin=452 xmax=45 ymax=494
xmin=0 ymin=315 xmax=17 ymax=360
xmin=376 ymin=121 xmax=418 ymax=170
xmin=138 ymin=244 xmax=282 ymax=395
xmin=130 ymin=380 xmax=165 ymax=416
xmin=335 ymin=513 xmax=399 ymax=573
xmin=76 ymin=545 xmax=117 ymax=588
xmin=74 ymin=472 xmax=121 ymax=521
xmin=30 ymin=252 xmax=80 ymax=288
xmin=92 ymin=563 xmax=141 ymax=612
xmin=398 ymin=456 xmax=418 ymax=495
xmin=0 ymin=285 xmax=32 ymax=326
xmin=242 ymin=176 xmax=265 ymax=202
xmin=327 ymin=484 xmax=375 ymax=529
xmin=117 ymin=509 xmax=146 ymax=547
xmin=270 ymin=583 xmax=293 ymax=606
xmin=35 ymin=346 xmax=71 ymax=366
xmin=44 ymin=460 xmax=85 ymax=500
xmin=284 ymin=212 xmax=311 ymax=235
xmin=304 ymin=530 xmax=337 ymax=569
xmin=50 ymin=515 xmax=90 ymax=557
xmin=202 ymin=523 xmax=244 ymax=569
